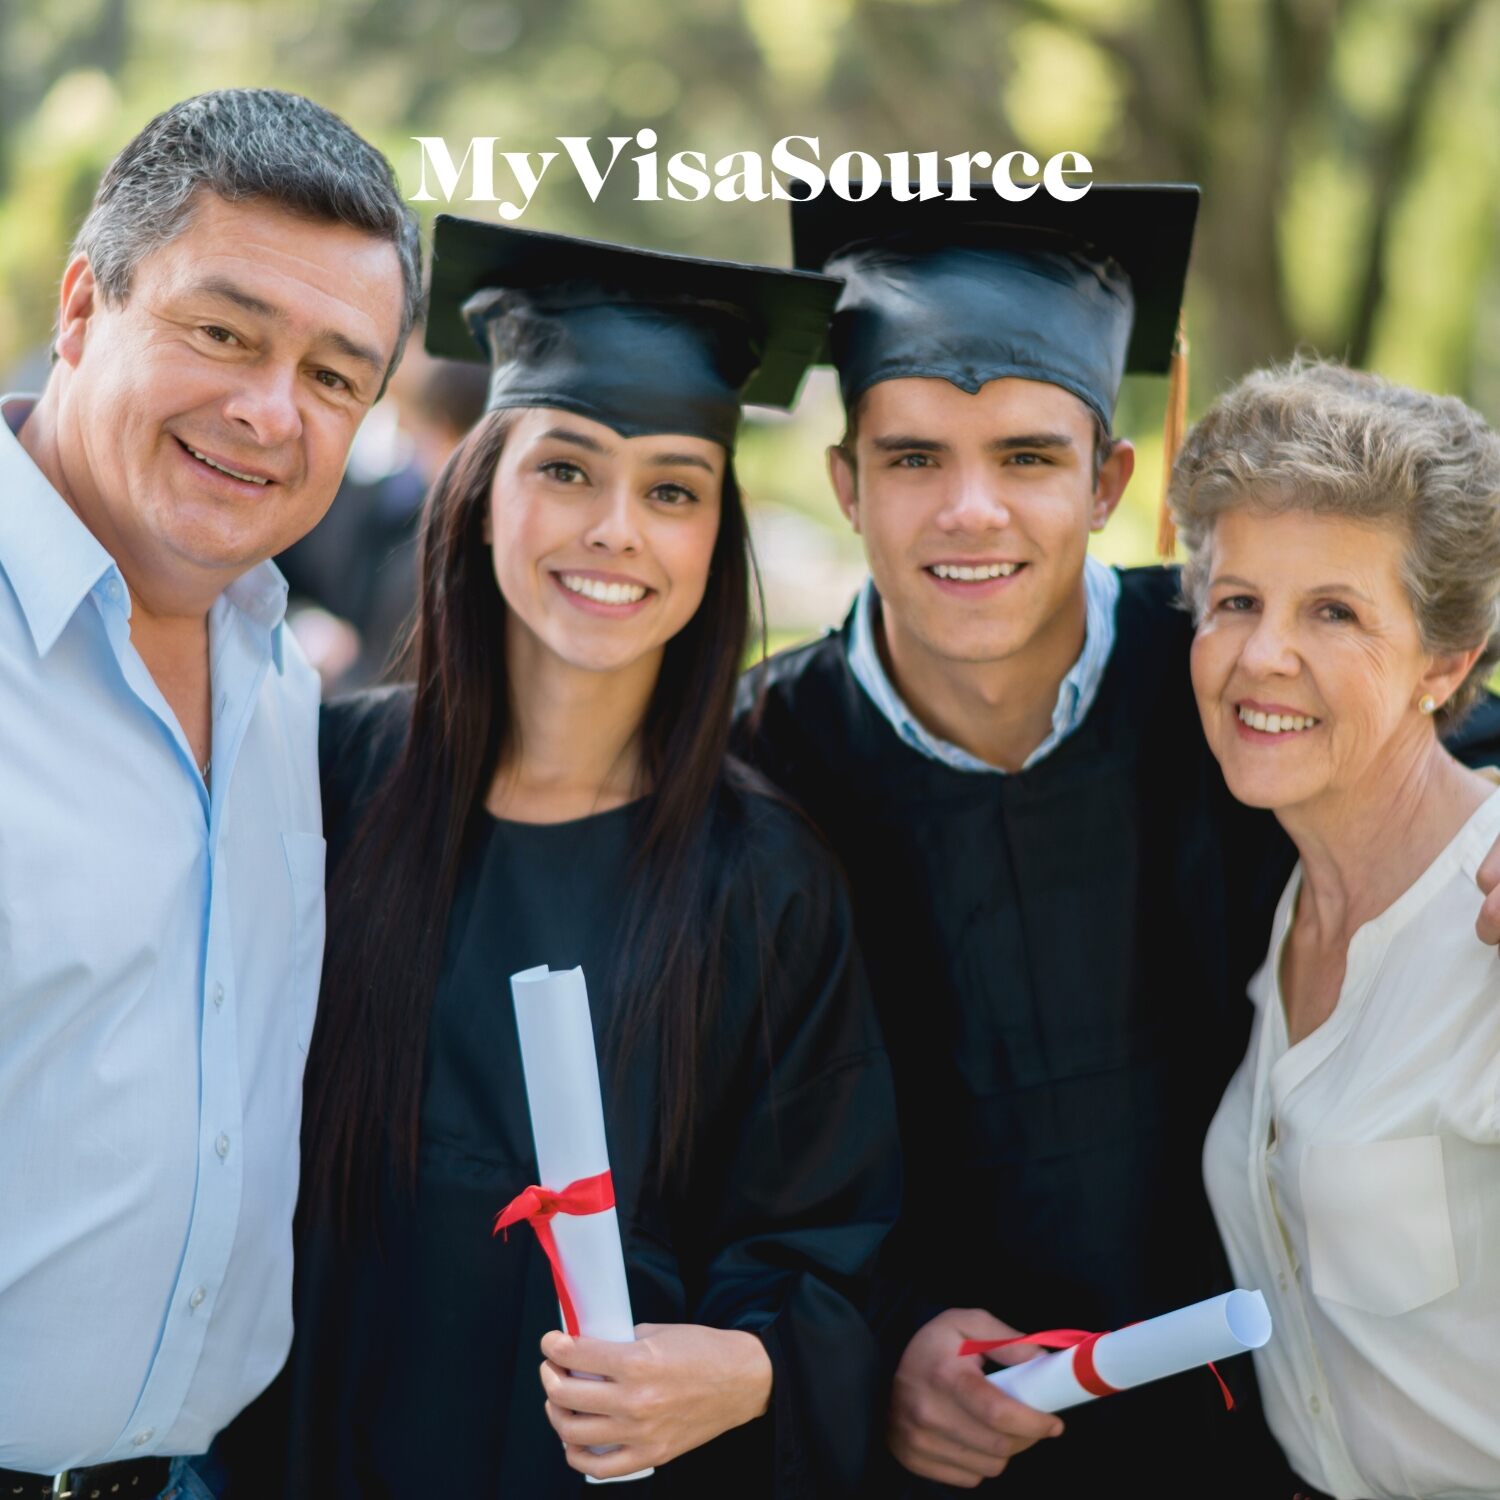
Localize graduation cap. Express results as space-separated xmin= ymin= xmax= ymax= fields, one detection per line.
xmin=792 ymin=184 xmax=1199 ymax=553
xmin=426 ymin=215 xmax=843 ymax=451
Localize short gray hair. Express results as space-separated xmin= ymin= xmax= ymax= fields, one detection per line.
xmin=72 ymin=89 xmax=422 ymax=388
xmin=1170 ymin=358 xmax=1500 ymax=726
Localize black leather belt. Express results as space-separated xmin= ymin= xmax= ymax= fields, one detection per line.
xmin=0 ymin=1458 xmax=173 ymax=1499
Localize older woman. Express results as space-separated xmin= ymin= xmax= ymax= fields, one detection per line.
xmin=1174 ymin=361 xmax=1500 ymax=1500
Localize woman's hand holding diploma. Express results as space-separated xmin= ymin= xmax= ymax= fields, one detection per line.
xmin=541 ymin=1323 xmax=774 ymax=1480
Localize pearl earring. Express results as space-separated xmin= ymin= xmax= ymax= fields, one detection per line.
xmin=1419 ymin=694 xmax=1437 ymax=716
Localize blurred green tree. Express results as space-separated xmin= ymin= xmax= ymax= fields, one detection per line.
xmin=3 ymin=0 xmax=1496 ymax=630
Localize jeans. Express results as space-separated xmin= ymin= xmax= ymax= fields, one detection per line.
xmin=158 ymin=1453 xmax=224 ymax=1500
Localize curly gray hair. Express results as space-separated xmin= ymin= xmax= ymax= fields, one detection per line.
xmin=71 ymin=89 xmax=422 ymax=390
xmin=1169 ymin=358 xmax=1500 ymax=726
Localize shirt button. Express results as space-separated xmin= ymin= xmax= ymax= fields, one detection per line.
xmin=1309 ymin=1394 xmax=1322 ymax=1416
xmin=106 ymin=579 xmax=122 ymax=602
xmin=189 ymin=1286 xmax=207 ymax=1310
xmin=213 ymin=982 xmax=225 ymax=1009
xmin=216 ymin=1133 xmax=231 ymax=1159
xmin=133 ymin=1428 xmax=155 ymax=1446
xmin=1278 ymin=1272 xmax=1288 ymax=1291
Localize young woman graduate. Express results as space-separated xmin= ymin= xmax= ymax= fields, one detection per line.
xmin=221 ymin=218 xmax=901 ymax=1498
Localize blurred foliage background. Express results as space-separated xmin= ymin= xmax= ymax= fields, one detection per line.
xmin=3 ymin=0 xmax=1499 ymax=646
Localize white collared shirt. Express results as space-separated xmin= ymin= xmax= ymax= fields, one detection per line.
xmin=0 ymin=396 xmax=325 ymax=1469
xmin=846 ymin=554 xmax=1121 ymax=773
xmin=1204 ymin=784 xmax=1500 ymax=1499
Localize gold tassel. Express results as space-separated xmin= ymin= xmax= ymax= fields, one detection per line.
xmin=1156 ymin=316 xmax=1189 ymax=560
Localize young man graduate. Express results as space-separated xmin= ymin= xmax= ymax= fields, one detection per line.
xmin=734 ymin=184 xmax=1500 ymax=1495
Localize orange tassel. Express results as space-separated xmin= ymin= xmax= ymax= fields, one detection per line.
xmin=1156 ymin=316 xmax=1189 ymax=560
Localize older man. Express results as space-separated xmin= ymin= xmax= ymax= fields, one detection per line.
xmin=0 ymin=90 xmax=417 ymax=1500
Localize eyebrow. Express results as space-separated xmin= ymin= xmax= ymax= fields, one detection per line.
xmin=990 ymin=432 xmax=1074 ymax=453
xmin=870 ymin=431 xmax=1075 ymax=454
xmin=540 ymin=428 xmax=716 ymax=474
xmin=649 ymin=451 xmax=716 ymax=474
xmin=1306 ymin=582 xmax=1374 ymax=603
xmin=187 ymin=275 xmax=386 ymax=374
xmin=1211 ymin=573 xmax=1374 ymax=604
xmin=540 ymin=427 xmax=610 ymax=454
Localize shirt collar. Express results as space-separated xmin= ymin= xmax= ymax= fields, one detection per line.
xmin=0 ymin=396 xmax=117 ymax=656
xmin=847 ymin=553 xmax=1121 ymax=775
xmin=0 ymin=394 xmax=291 ymax=668
xmin=223 ymin=560 xmax=291 ymax=674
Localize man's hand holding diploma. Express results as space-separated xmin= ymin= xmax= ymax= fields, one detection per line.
xmin=887 ymin=1308 xmax=1065 ymax=1488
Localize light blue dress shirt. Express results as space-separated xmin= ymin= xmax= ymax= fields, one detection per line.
xmin=847 ymin=553 xmax=1121 ymax=772
xmin=0 ymin=397 xmax=325 ymax=1471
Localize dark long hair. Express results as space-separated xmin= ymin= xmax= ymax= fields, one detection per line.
xmin=303 ymin=409 xmax=760 ymax=1227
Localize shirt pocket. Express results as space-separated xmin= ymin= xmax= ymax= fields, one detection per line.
xmin=1301 ymin=1136 xmax=1459 ymax=1316
xmin=280 ymin=830 xmax=327 ymax=1053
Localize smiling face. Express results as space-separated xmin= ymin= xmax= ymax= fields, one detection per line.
xmin=1190 ymin=506 xmax=1473 ymax=814
xmin=50 ymin=190 xmax=405 ymax=599
xmin=486 ymin=407 xmax=725 ymax=679
xmin=831 ymin=375 xmax=1133 ymax=671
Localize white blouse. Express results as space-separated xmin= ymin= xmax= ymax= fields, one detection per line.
xmin=1204 ymin=785 xmax=1500 ymax=1500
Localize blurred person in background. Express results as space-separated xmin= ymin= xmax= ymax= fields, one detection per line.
xmin=280 ymin=326 xmax=489 ymax=690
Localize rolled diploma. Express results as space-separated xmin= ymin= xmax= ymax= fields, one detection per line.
xmin=511 ymin=964 xmax=651 ymax=1483
xmin=985 ymin=1289 xmax=1272 ymax=1414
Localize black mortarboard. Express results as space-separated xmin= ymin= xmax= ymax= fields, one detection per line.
xmin=426 ymin=215 xmax=842 ymax=450
xmin=791 ymin=184 xmax=1199 ymax=426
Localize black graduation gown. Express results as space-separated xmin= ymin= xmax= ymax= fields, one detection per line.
xmin=732 ymin=566 xmax=1500 ymax=1496
xmin=224 ymin=688 xmax=902 ymax=1499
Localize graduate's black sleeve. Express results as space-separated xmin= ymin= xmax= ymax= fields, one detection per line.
xmin=316 ymin=684 xmax=413 ymax=860
xmin=686 ymin=805 xmax=902 ymax=1498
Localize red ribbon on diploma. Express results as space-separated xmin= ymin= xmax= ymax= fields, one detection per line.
xmin=493 ymin=1170 xmax=616 ymax=1337
xmin=958 ymin=1327 xmax=1234 ymax=1411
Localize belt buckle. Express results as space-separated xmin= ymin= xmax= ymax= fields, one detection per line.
xmin=50 ymin=1473 xmax=74 ymax=1500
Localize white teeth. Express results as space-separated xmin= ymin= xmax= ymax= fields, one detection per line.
xmin=931 ymin=562 xmax=1020 ymax=581
xmin=1239 ymin=705 xmax=1319 ymax=734
xmin=559 ymin=573 xmax=648 ymax=605
xmin=188 ymin=446 xmax=268 ymax=485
